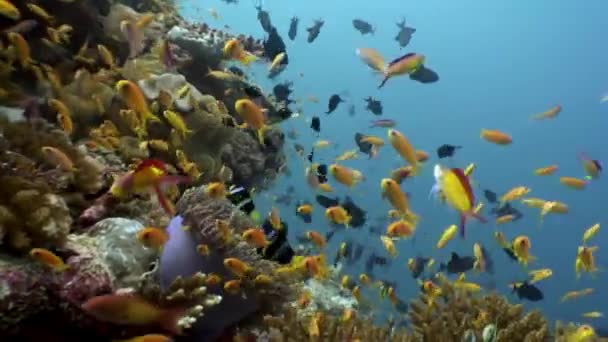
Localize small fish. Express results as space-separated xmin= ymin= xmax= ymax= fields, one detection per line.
xmin=510 ymin=281 xmax=543 ymax=301
xmin=306 ymin=230 xmax=326 ymax=248
xmin=30 ymin=248 xmax=68 ymax=271
xmin=196 ymin=244 xmax=210 ymax=256
xmin=531 ymin=104 xmax=561 ymax=120
xmin=0 ymin=0 xmax=20 ymax=20
xmin=81 ymin=294 xmax=185 ymax=334
xmin=224 ymin=258 xmax=252 ymax=278
xmin=560 ymin=288 xmax=594 ymax=303
xmin=483 ymin=190 xmax=498 ymax=203
xmin=481 ymin=129 xmax=512 ymax=145
xmin=223 ymin=39 xmax=256 ymax=65
xmin=578 ymin=152 xmax=602 ymax=180
xmin=439 ymin=252 xmax=475 ymax=274
xmin=370 ymin=119 xmax=395 ymax=128
xmin=534 ymin=165 xmax=558 ymax=176
xmin=41 ymin=146 xmax=75 ymax=172
xmin=528 ymin=268 xmax=552 ymax=283
xmin=163 ymin=110 xmax=193 ymax=138
xmin=116 ymin=80 xmax=161 ymax=125
xmin=206 ymin=182 xmax=227 ymax=199
xmin=306 ymin=19 xmax=324 ymax=43
xmin=582 ymin=311 xmax=603 ymax=318
xmin=365 ymin=97 xmax=383 ymax=115
xmin=560 ymin=176 xmax=587 ymax=190
xmin=311 ymin=116 xmax=320 ymax=133
xmin=288 ymin=16 xmax=298 ymax=40
xmin=3 ymin=19 xmax=38 ymax=34
xmin=268 ymin=52 xmax=286 ymax=73
xmin=137 ymin=227 xmax=169 ymax=250
xmin=352 ymin=19 xmax=374 ymax=35
xmin=395 ymin=18 xmax=416 ymax=48
xmin=436 ymin=225 xmax=458 ymax=249
xmin=242 ymin=228 xmax=269 ymax=248
xmin=582 ymin=223 xmax=600 ymax=244
xmin=326 ymin=94 xmax=343 ymax=114
xmin=436 ymin=144 xmax=461 ymax=158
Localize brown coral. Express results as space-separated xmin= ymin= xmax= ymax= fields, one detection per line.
xmin=408 ymin=275 xmax=549 ymax=341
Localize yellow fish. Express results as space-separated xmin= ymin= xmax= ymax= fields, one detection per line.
xmin=582 ymin=223 xmax=600 ymax=244
xmin=0 ymin=0 xmax=20 ymax=20
xmin=163 ymin=110 xmax=193 ymax=138
xmin=436 ymin=224 xmax=457 ymax=249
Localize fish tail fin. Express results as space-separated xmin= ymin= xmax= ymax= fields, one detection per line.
xmin=159 ymin=307 xmax=187 ymax=335
xmin=240 ymin=53 xmax=257 ymax=65
xmin=154 ymin=184 xmax=176 ymax=217
xmin=378 ymin=74 xmax=390 ymax=89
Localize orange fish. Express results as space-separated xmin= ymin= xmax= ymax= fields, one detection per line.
xmin=325 ymin=206 xmax=352 ymax=227
xmin=559 ymin=176 xmax=587 ymax=190
xmin=196 ymin=244 xmax=210 ymax=256
xmin=115 ymin=80 xmax=161 ymax=126
xmin=81 ymin=294 xmax=185 ymax=334
xmin=329 ymin=164 xmax=363 ymax=187
xmin=205 ymin=182 xmax=226 ymax=198
xmin=137 ymin=227 xmax=169 ymax=250
xmin=297 ymin=290 xmax=312 ymax=308
xmin=437 ymin=166 xmax=486 ymax=237
xmin=223 ymin=279 xmax=242 ymax=295
xmin=49 ymin=98 xmax=73 ymax=135
xmin=303 ymin=254 xmax=327 ymax=279
xmin=386 ymin=220 xmax=415 ymax=238
xmin=480 ymin=129 xmax=512 ymax=145
xmin=223 ymin=258 xmax=251 ymax=278
xmin=234 ymin=99 xmax=268 ymax=145
xmin=242 ymin=228 xmax=268 ymax=248
xmin=306 ymin=230 xmax=326 ymax=248
xmin=116 ymin=334 xmax=173 ymax=342
xmin=7 ymin=32 xmax=31 ymax=67
xmin=268 ymin=207 xmax=282 ymax=230
xmin=223 ymin=39 xmax=256 ymax=65
xmin=41 ymin=146 xmax=75 ymax=172
xmin=390 ymin=166 xmax=413 ymax=184
xmin=534 ymin=165 xmax=558 ymax=176
xmin=415 ymin=150 xmax=429 ymax=162
xmin=29 ymin=248 xmax=68 ymax=271
xmin=110 ymin=159 xmax=190 ymax=216
xmin=388 ymin=129 xmax=418 ymax=171
xmin=531 ymin=104 xmax=561 ymax=120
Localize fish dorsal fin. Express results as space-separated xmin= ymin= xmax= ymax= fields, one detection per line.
xmin=388 ymin=53 xmax=416 ymax=66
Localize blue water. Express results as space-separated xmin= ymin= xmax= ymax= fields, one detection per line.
xmin=179 ymin=0 xmax=608 ymax=328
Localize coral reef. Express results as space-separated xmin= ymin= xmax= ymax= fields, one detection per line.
xmin=0 ymin=218 xmax=150 ymax=338
xmin=408 ymin=274 xmax=549 ymax=341
xmin=158 ymin=185 xmax=299 ymax=340
xmin=249 ymin=306 xmax=414 ymax=341
xmin=301 ymin=278 xmax=357 ymax=316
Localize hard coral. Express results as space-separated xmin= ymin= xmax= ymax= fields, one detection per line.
xmin=158 ymin=186 xmax=298 ymax=341
xmin=252 ymin=306 xmax=414 ymax=342
xmin=408 ymin=275 xmax=549 ymax=341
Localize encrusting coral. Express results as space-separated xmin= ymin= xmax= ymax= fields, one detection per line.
xmin=408 ymin=274 xmax=549 ymax=341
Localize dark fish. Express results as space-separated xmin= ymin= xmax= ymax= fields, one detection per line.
xmin=276 ymin=107 xmax=292 ymax=120
xmin=484 ymin=190 xmax=498 ymax=204
xmin=295 ymin=202 xmax=312 ymax=223
xmin=315 ymin=195 xmax=340 ymax=208
xmin=348 ymin=104 xmax=356 ymax=116
xmin=288 ymin=16 xmax=298 ymax=40
xmin=352 ymin=19 xmax=374 ymax=35
xmin=491 ymin=203 xmax=523 ymax=221
xmin=294 ymin=143 xmax=305 ymax=156
xmin=395 ymin=299 xmax=408 ymax=314
xmin=436 ymin=144 xmax=462 ymax=158
xmin=243 ymin=84 xmax=263 ymax=98
xmin=275 ymin=193 xmax=292 ymax=206
xmin=255 ymin=6 xmax=272 ymax=33
xmin=220 ymin=0 xmax=238 ymax=3
xmin=226 ymin=184 xmax=256 ymax=216
xmin=342 ymin=196 xmax=366 ymax=227
xmin=263 ymin=27 xmax=288 ymax=65
xmin=326 ymin=230 xmax=337 ymax=244
xmin=352 ymin=244 xmax=364 ymax=263
xmin=409 ymin=256 xmax=430 ymax=279
xmin=439 ymin=252 xmax=475 ymax=274
xmin=306 ymin=19 xmax=324 ymax=43
xmin=3 ymin=19 xmax=38 ymax=34
xmin=326 ymin=94 xmax=343 ymax=114
xmin=354 ymin=132 xmax=373 ymax=155
xmin=317 ymin=164 xmax=327 ymax=176
xmin=307 ymin=149 xmax=314 ymax=163
xmin=273 ymin=81 xmax=293 ymax=104
xmin=311 ymin=116 xmax=320 ymax=133
xmin=511 ymin=281 xmax=543 ymax=302
xmin=479 ymin=245 xmax=494 ymax=274
xmin=410 ymin=65 xmax=439 ymax=83
xmin=334 ymin=240 xmax=351 ymax=265
xmin=395 ymin=18 xmax=416 ymax=48
xmin=227 ymin=66 xmax=245 ymax=77
xmin=501 ymin=246 xmax=518 ymax=261
xmin=365 ymin=97 xmax=383 ymax=115
xmin=365 ymin=253 xmax=390 ymax=274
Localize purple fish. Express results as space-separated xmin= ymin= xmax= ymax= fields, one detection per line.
xmin=370 ymin=119 xmax=396 ymax=128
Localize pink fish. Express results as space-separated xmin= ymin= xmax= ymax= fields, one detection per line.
xmin=370 ymin=119 xmax=396 ymax=128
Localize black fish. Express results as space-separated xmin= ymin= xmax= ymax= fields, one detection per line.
xmin=243 ymin=84 xmax=263 ymax=98
xmin=276 ymin=107 xmax=292 ymax=120
xmin=227 ymin=66 xmax=245 ymax=77
xmin=263 ymin=27 xmax=288 ymax=64
xmin=226 ymin=184 xmax=256 ymax=216
xmin=354 ymin=132 xmax=373 ymax=155
xmin=260 ymin=218 xmax=294 ymax=264
xmin=436 ymin=144 xmax=462 ymax=158
xmin=410 ymin=65 xmax=439 ymax=84
xmin=311 ymin=116 xmax=320 ymax=133
xmin=255 ymin=5 xmax=272 ymax=33
xmin=316 ymin=195 xmax=340 ymax=208
xmin=273 ymin=81 xmax=293 ymax=104
xmin=288 ymin=16 xmax=298 ymax=40
xmin=294 ymin=143 xmax=305 ymax=156
xmin=326 ymin=94 xmax=343 ymax=114
xmin=307 ymin=149 xmax=314 ymax=163
xmin=484 ymin=190 xmax=498 ymax=204
xmin=365 ymin=97 xmax=383 ymax=115
xmin=348 ymin=104 xmax=355 ymax=116
xmin=352 ymin=19 xmax=374 ymax=35
xmin=439 ymin=252 xmax=475 ymax=274
xmin=501 ymin=246 xmax=518 ymax=261
xmin=317 ymin=164 xmax=327 ymax=176
xmin=307 ymin=19 xmax=324 ymax=43
xmin=395 ymin=18 xmax=416 ymax=48
xmin=408 ymin=256 xmax=430 ymax=279
xmin=221 ymin=0 xmax=238 ymax=3
xmin=511 ymin=281 xmax=543 ymax=302
xmin=491 ymin=203 xmax=523 ymax=221
xmin=365 ymin=253 xmax=390 ymax=274
xmin=342 ymin=196 xmax=366 ymax=227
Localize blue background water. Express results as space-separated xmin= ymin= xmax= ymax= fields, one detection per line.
xmin=179 ymin=0 xmax=608 ymax=328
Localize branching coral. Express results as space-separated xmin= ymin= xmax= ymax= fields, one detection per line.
xmin=158 ymin=185 xmax=298 ymax=340
xmin=250 ymin=306 xmax=414 ymax=342
xmin=408 ymin=275 xmax=549 ymax=341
